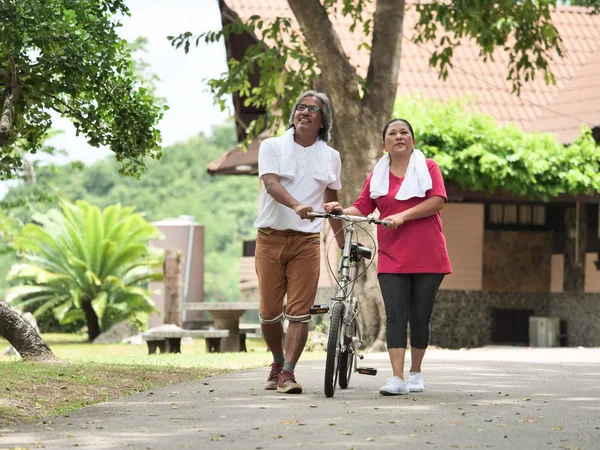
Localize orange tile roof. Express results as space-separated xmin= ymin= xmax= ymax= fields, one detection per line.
xmin=222 ymin=0 xmax=600 ymax=144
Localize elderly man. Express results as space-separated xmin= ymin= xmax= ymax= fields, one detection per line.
xmin=254 ymin=90 xmax=344 ymax=394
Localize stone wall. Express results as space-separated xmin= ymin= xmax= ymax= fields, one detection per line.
xmin=549 ymin=294 xmax=600 ymax=347
xmin=431 ymin=290 xmax=600 ymax=348
xmin=482 ymin=231 xmax=552 ymax=292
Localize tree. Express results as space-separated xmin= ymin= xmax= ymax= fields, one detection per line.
xmin=5 ymin=200 xmax=163 ymax=341
xmin=172 ymin=0 xmax=599 ymax=349
xmin=0 ymin=1 xmax=165 ymax=356
xmin=0 ymin=0 xmax=164 ymax=179
xmin=0 ymin=299 xmax=55 ymax=360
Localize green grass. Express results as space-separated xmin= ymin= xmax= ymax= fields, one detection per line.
xmin=0 ymin=333 xmax=325 ymax=427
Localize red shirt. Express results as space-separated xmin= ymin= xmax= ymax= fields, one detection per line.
xmin=353 ymin=159 xmax=452 ymax=274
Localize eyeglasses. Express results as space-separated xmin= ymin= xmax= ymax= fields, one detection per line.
xmin=297 ymin=103 xmax=321 ymax=113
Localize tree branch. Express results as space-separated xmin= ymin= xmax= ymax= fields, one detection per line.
xmin=287 ymin=0 xmax=359 ymax=100
xmin=362 ymin=0 xmax=406 ymax=119
xmin=41 ymin=91 xmax=108 ymax=138
xmin=0 ymin=54 xmax=21 ymax=147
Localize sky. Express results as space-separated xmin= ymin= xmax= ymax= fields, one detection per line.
xmin=46 ymin=0 xmax=231 ymax=165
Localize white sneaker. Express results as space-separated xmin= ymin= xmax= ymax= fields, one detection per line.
xmin=379 ymin=376 xmax=409 ymax=395
xmin=408 ymin=372 xmax=424 ymax=392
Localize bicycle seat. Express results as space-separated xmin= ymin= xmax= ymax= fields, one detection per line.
xmin=351 ymin=242 xmax=372 ymax=260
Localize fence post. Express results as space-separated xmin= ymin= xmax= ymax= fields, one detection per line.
xmin=164 ymin=248 xmax=183 ymax=326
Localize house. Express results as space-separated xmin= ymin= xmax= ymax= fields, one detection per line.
xmin=209 ymin=0 xmax=600 ymax=347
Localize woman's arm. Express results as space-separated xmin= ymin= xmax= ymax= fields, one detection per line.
xmin=383 ymin=196 xmax=445 ymax=229
xmin=323 ymin=202 xmax=365 ymax=217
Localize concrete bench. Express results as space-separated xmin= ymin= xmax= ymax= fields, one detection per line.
xmin=239 ymin=324 xmax=261 ymax=352
xmin=182 ymin=302 xmax=259 ymax=352
xmin=142 ymin=329 xmax=230 ymax=354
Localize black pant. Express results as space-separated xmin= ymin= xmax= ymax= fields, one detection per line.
xmin=378 ymin=273 xmax=445 ymax=349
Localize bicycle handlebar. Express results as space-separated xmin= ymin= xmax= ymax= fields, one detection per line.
xmin=308 ymin=211 xmax=392 ymax=226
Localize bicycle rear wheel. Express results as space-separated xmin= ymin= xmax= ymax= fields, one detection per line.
xmin=324 ymin=301 xmax=344 ymax=398
xmin=338 ymin=319 xmax=356 ymax=389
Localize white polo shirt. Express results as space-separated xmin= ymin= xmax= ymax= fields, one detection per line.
xmin=254 ymin=135 xmax=342 ymax=233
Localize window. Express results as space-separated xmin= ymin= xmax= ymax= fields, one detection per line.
xmin=486 ymin=203 xmax=548 ymax=230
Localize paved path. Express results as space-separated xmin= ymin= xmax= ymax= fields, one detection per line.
xmin=1 ymin=347 xmax=599 ymax=449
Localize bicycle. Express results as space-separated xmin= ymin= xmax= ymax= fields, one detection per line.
xmin=308 ymin=211 xmax=391 ymax=398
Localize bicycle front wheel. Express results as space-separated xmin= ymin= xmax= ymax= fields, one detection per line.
xmin=338 ymin=319 xmax=356 ymax=389
xmin=324 ymin=301 xmax=344 ymax=398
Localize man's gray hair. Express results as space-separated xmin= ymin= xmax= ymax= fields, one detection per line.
xmin=286 ymin=90 xmax=333 ymax=142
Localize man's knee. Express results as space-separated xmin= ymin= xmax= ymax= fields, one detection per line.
xmin=284 ymin=311 xmax=311 ymax=324
xmin=260 ymin=311 xmax=284 ymax=325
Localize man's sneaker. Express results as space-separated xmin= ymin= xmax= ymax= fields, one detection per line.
xmin=264 ymin=362 xmax=283 ymax=390
xmin=277 ymin=370 xmax=303 ymax=394
xmin=408 ymin=372 xmax=425 ymax=392
xmin=379 ymin=376 xmax=409 ymax=395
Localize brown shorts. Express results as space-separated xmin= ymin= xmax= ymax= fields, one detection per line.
xmin=255 ymin=228 xmax=321 ymax=324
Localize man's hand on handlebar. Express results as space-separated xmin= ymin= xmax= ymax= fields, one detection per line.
xmin=294 ymin=204 xmax=314 ymax=220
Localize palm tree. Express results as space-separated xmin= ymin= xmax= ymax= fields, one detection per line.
xmin=5 ymin=200 xmax=163 ymax=341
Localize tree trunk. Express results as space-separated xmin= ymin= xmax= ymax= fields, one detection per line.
xmin=81 ymin=299 xmax=101 ymax=341
xmin=330 ymin=120 xmax=389 ymax=350
xmin=0 ymin=299 xmax=56 ymax=361
xmin=289 ymin=0 xmax=406 ymax=351
xmin=563 ymin=203 xmax=586 ymax=292
xmin=164 ymin=248 xmax=183 ymax=326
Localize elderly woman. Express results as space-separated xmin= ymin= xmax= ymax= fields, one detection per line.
xmin=325 ymin=118 xmax=452 ymax=395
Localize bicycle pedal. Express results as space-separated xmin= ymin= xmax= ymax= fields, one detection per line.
xmin=309 ymin=304 xmax=330 ymax=314
xmin=357 ymin=367 xmax=378 ymax=376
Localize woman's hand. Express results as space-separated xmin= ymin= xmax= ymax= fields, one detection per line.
xmin=382 ymin=213 xmax=406 ymax=229
xmin=324 ymin=201 xmax=344 ymax=214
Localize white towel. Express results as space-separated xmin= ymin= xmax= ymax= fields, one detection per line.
xmin=279 ymin=128 xmax=336 ymax=183
xmin=370 ymin=149 xmax=432 ymax=200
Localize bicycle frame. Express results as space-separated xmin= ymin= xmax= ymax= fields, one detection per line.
xmin=332 ymin=220 xmax=362 ymax=355
xmin=307 ymin=212 xmax=387 ymax=397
